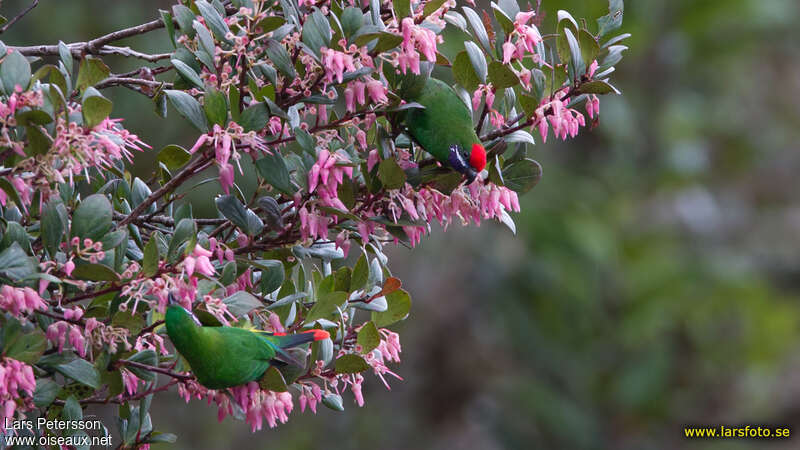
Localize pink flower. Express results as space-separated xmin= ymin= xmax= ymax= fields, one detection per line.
xmin=344 ymin=85 xmax=356 ymax=113
xmin=397 ymin=18 xmax=439 ymax=74
xmin=63 ymin=306 xmax=83 ymax=321
xmin=64 ymin=259 xmax=75 ymax=277
xmin=351 ymin=374 xmax=365 ymax=407
xmin=587 ymin=59 xmax=599 ymax=79
xmin=268 ymin=312 xmax=285 ymax=333
xmin=502 ymin=41 xmax=516 ymax=64
xmin=121 ymin=369 xmax=141 ymax=396
xmin=0 ymin=286 xmax=46 ymax=319
xmin=366 ymin=79 xmax=388 ymax=104
xmin=367 ymin=149 xmax=380 ymax=172
xmin=0 ymin=357 xmax=36 ymax=422
xmin=320 ymin=47 xmax=357 ymax=84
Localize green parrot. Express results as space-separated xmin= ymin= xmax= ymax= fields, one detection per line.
xmin=165 ymin=297 xmax=329 ymax=389
xmin=404 ymin=77 xmax=487 ymax=183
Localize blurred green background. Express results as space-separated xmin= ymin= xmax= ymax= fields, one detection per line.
xmin=5 ymin=0 xmax=800 ymax=448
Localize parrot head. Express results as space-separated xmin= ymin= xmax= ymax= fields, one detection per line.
xmin=448 ymin=143 xmax=487 ymax=184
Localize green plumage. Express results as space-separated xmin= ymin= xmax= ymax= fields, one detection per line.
xmin=165 ymin=305 xmax=314 ymax=389
xmin=405 ymin=78 xmax=481 ymax=163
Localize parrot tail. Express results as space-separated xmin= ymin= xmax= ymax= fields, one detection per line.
xmin=255 ymin=329 xmax=330 ymax=367
xmin=270 ymin=329 xmax=330 ymax=348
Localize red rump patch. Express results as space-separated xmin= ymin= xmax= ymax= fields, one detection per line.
xmin=306 ymin=329 xmax=330 ymax=341
xmin=470 ymin=143 xmax=487 ymax=172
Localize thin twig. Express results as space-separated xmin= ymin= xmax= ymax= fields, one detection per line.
xmin=117 ymin=153 xmax=214 ymax=228
xmin=0 ymin=0 xmax=39 ymax=34
xmin=95 ymin=77 xmax=171 ymax=90
xmin=117 ymin=359 xmax=193 ymax=381
xmin=10 ymin=16 xmax=169 ymax=62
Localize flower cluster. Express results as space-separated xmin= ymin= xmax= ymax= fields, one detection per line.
xmin=0 ymin=286 xmax=46 ymax=319
xmin=395 ymin=17 xmax=440 ymax=74
xmin=189 ymin=123 xmax=270 ymax=194
xmin=0 ymin=0 xmax=627 ymax=441
xmin=0 ymin=357 xmax=36 ymax=423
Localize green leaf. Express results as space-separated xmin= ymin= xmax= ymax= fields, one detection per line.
xmin=72 ymin=263 xmax=119 ymax=282
xmin=23 ymin=123 xmax=52 ymax=156
xmin=259 ymin=366 xmax=288 ymax=392
xmin=33 ymin=378 xmax=60 ymax=407
xmin=255 ymin=153 xmax=295 ymax=195
xmin=256 ymin=16 xmax=287 ymax=34
xmin=505 ymin=130 xmax=535 ymax=145
xmin=160 ymin=9 xmax=177 ymax=47
xmin=306 ymin=291 xmax=348 ymax=322
xmin=1 ymin=50 xmax=31 ymax=94
xmin=58 ymin=41 xmax=73 ymax=74
xmin=112 ymin=311 xmax=145 ymax=335
xmin=172 ymin=5 xmax=196 ymax=36
xmin=5 ymin=328 xmax=46 ymax=364
xmin=578 ymin=79 xmax=620 ymax=95
xmin=597 ymin=0 xmax=624 ymax=38
xmin=453 ymin=51 xmax=481 ymax=91
xmin=335 ymin=353 xmax=370 ymax=374
xmin=204 ymin=87 xmax=228 ymax=126
xmin=357 ymin=321 xmax=380 ymax=353
xmin=0 ymin=221 xmax=28 ymax=252
xmin=464 ymin=41 xmax=487 ymax=83
xmin=193 ymin=20 xmax=216 ymax=56
xmin=172 ymin=58 xmax=204 ymax=88
xmin=165 ymin=90 xmax=209 ymax=132
xmin=126 ymin=350 xmax=157 ymax=381
xmin=502 ymin=158 xmax=542 ymax=194
xmin=264 ymin=39 xmax=295 ymax=79
xmin=62 ymin=395 xmax=83 ymax=426
xmin=378 ymin=158 xmax=406 ymax=190
xmin=131 ymin=177 xmax=156 ymax=214
xmin=491 ymin=2 xmax=514 ymax=34
xmin=372 ymin=288 xmax=411 ymax=327
xmin=72 ymin=194 xmax=112 ymax=241
xmin=75 ymin=56 xmax=110 ymax=92
xmin=322 ymin=392 xmax=344 ymax=411
xmin=462 ymin=7 xmax=491 ymax=53
xmin=55 ymin=358 xmax=100 ymax=388
xmin=41 ymin=199 xmax=67 ymax=256
xmin=239 ymin=102 xmax=270 ymax=132
xmin=215 ymin=195 xmax=264 ymax=236
xmin=340 ymin=7 xmax=363 ymax=39
xmin=0 ymin=243 xmax=35 ymax=280
xmin=488 ymin=61 xmax=518 ymax=89
xmin=563 ymin=28 xmax=585 ymax=81
xmin=223 ymin=291 xmax=262 ymax=317
xmin=393 ymin=0 xmax=411 ymax=19
xmin=0 ymin=178 xmax=21 ymax=207
xmin=141 ymin=236 xmax=160 ymax=277
xmin=301 ymin=10 xmax=332 ymax=57
xmin=579 ymin=29 xmax=600 ymax=67
xmin=258 ymin=260 xmax=285 ymax=294
xmin=258 ymin=196 xmax=285 ymax=231
xmin=195 ymin=0 xmax=232 ymax=43
xmin=167 ymin=218 xmax=197 ymax=261
xmin=351 ymin=254 xmax=368 ymax=291
xmin=158 ymin=144 xmax=192 ymax=170
xmin=423 ymin=0 xmax=448 ymax=17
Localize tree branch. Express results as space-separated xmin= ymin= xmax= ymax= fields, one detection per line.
xmin=117 ymin=153 xmax=214 ymax=228
xmin=0 ymin=0 xmax=39 ymax=35
xmin=117 ymin=359 xmax=193 ymax=381
xmin=10 ymin=16 xmax=170 ymax=62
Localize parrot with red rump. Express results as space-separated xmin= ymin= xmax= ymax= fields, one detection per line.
xmin=404 ymin=77 xmax=487 ymax=183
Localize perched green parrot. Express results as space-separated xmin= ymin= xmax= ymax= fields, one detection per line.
xmin=165 ymin=298 xmax=329 ymax=389
xmin=404 ymin=77 xmax=487 ymax=183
